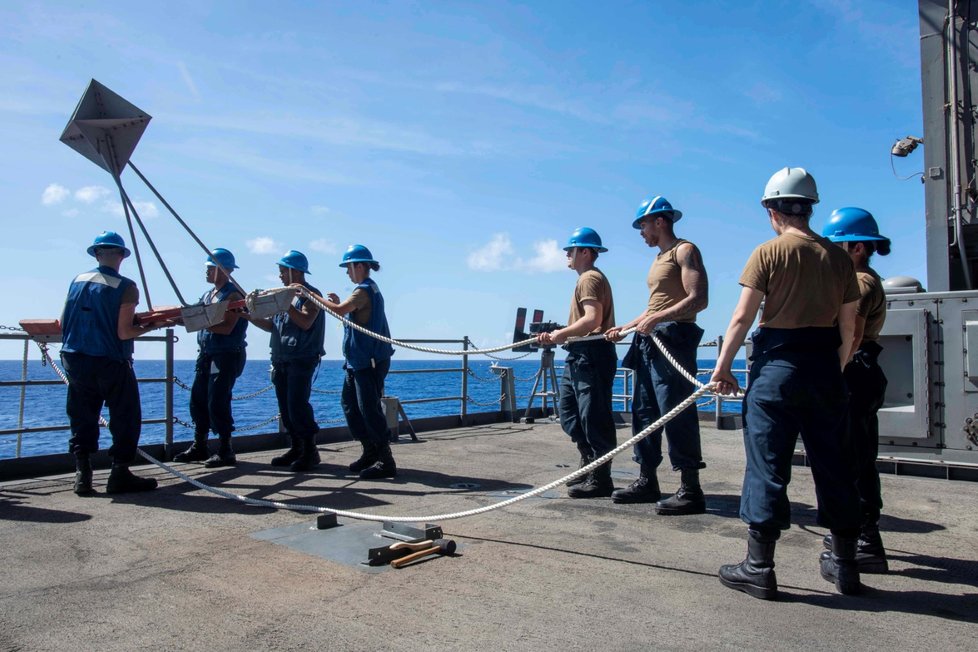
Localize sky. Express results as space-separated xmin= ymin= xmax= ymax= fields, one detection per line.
xmin=0 ymin=0 xmax=926 ymax=361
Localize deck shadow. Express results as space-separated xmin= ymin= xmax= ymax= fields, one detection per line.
xmin=778 ymin=587 xmax=978 ymax=623
xmin=131 ymin=462 xmax=535 ymax=516
xmin=0 ymin=495 xmax=92 ymax=523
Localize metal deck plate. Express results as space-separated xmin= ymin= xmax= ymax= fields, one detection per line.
xmin=251 ymin=519 xmax=461 ymax=573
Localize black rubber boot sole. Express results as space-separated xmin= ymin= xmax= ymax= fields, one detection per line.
xmin=612 ymin=488 xmax=662 ymax=504
xmin=718 ymin=564 xmax=778 ymax=600
xmin=204 ymin=453 xmax=237 ymax=468
xmin=655 ymin=498 xmax=706 ymax=515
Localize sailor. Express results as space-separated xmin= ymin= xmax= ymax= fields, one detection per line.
xmin=246 ymin=250 xmax=325 ymax=472
xmin=537 ymin=228 xmax=618 ymax=498
xmin=61 ymin=231 xmax=164 ymax=495
xmin=309 ymin=245 xmax=398 ymax=479
xmin=605 ymin=197 xmax=709 ymax=515
xmin=711 ymin=168 xmax=863 ymax=599
xmin=821 ymin=207 xmax=891 ymax=573
xmin=173 ymin=248 xmax=248 ymax=468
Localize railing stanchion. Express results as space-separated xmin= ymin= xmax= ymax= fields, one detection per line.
xmin=461 ymin=336 xmax=470 ymax=426
xmin=164 ymin=328 xmax=174 ymax=459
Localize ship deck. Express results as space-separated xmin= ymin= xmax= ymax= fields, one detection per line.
xmin=2 ymin=421 xmax=976 ymax=651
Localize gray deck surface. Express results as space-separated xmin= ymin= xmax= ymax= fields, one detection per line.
xmin=2 ymin=422 xmax=976 ymax=651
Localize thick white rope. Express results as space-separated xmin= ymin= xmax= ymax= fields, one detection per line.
xmin=296 ymin=286 xmax=636 ymax=356
xmin=135 ymin=381 xmax=714 ymax=522
xmin=35 ymin=303 xmax=734 ymax=522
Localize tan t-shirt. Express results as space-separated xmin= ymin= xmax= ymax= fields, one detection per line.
xmin=346 ymin=287 xmax=372 ymax=326
xmin=568 ymin=268 xmax=615 ymax=335
xmin=739 ymin=232 xmax=859 ymax=328
xmin=856 ymin=269 xmax=886 ymax=342
xmin=647 ymin=239 xmax=699 ymax=323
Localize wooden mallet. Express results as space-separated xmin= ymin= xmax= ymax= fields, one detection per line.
xmin=390 ymin=538 xmax=457 ymax=568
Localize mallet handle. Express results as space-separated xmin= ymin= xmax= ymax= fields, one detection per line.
xmin=390 ymin=546 xmax=439 ymax=568
xmin=388 ymin=540 xmax=433 ymax=552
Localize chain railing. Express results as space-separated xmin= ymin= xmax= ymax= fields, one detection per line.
xmin=0 ymin=326 xmax=747 ymax=462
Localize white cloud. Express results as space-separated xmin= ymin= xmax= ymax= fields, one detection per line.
xmin=467 ymin=233 xmax=514 ymax=271
xmin=311 ymin=205 xmax=331 ymax=215
xmin=309 ymin=238 xmax=337 ymax=254
xmin=75 ymin=185 xmax=111 ymax=204
xmin=247 ymin=236 xmax=280 ymax=254
xmin=467 ymin=234 xmax=566 ymax=274
xmin=104 ymin=199 xmax=159 ymax=219
xmin=41 ymin=183 xmax=69 ymax=205
xmin=62 ymin=208 xmax=79 ymax=218
xmin=521 ymin=239 xmax=566 ymax=273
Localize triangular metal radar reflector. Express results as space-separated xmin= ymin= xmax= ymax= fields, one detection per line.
xmin=60 ymin=79 xmax=151 ymax=176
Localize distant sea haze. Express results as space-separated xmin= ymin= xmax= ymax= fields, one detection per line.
xmin=0 ymin=358 xmax=745 ymax=459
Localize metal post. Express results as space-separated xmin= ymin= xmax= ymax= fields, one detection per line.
xmin=461 ymin=336 xmax=470 ymax=425
xmin=164 ymin=328 xmax=174 ymax=459
xmin=16 ymin=339 xmax=27 ymax=458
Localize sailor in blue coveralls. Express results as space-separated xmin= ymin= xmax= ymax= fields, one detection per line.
xmin=246 ymin=250 xmax=325 ymax=472
xmin=173 ymin=248 xmax=247 ymax=468
xmin=711 ymin=168 xmax=863 ymax=599
xmin=312 ymin=245 xmax=397 ymax=479
xmin=61 ymin=231 xmax=164 ymax=495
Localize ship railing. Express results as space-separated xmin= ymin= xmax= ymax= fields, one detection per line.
xmin=384 ymin=337 xmax=471 ymax=423
xmin=0 ymin=331 xmax=480 ymax=460
xmin=0 ymin=329 xmax=176 ymax=459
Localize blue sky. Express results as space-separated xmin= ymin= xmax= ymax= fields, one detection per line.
xmin=0 ymin=0 xmax=925 ymax=360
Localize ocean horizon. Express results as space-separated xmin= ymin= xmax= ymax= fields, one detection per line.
xmin=0 ymin=357 xmax=745 ymax=460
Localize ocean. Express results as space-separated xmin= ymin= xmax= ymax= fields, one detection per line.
xmin=0 ymin=356 xmax=746 ymax=460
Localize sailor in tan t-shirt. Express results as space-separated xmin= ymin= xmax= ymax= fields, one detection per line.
xmin=711 ymin=167 xmax=863 ymax=600
xmin=822 ymin=207 xmax=892 ymax=573
xmin=537 ymin=227 xmax=618 ymax=499
xmin=605 ymin=196 xmax=709 ymax=515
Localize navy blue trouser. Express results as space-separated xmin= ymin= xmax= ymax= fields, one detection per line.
xmin=558 ymin=340 xmax=618 ymax=458
xmin=342 ymin=358 xmax=392 ymax=447
xmin=625 ymin=323 xmax=705 ymax=471
xmin=190 ymin=349 xmax=246 ymax=438
xmin=740 ymin=328 xmax=861 ymax=536
xmin=62 ymin=352 xmax=141 ymax=463
xmin=844 ymin=342 xmax=887 ymax=525
xmin=271 ymin=356 xmax=320 ymax=438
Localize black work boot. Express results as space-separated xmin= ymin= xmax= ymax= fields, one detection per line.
xmin=106 ymin=463 xmax=158 ymax=494
xmin=204 ymin=435 xmax=236 ymax=468
xmin=656 ymin=468 xmax=706 ymax=515
xmin=173 ymin=433 xmax=210 ymax=463
xmin=718 ymin=529 xmax=778 ymax=600
xmin=271 ymin=435 xmax=302 ymax=467
xmin=290 ymin=434 xmax=321 ymax=472
xmin=567 ymin=461 xmax=614 ymax=499
xmin=359 ymin=443 xmax=397 ymax=479
xmin=612 ymin=465 xmax=661 ymax=504
xmin=823 ymin=524 xmax=888 ymax=574
xmin=348 ymin=441 xmax=379 ymax=474
xmin=820 ymin=533 xmax=862 ymax=595
xmin=73 ymin=454 xmax=95 ymax=496
xmin=566 ymin=443 xmax=593 ymax=487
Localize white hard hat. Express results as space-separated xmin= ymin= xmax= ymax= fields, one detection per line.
xmin=761 ymin=167 xmax=819 ymax=205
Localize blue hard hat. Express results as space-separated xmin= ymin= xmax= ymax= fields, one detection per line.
xmin=339 ymin=244 xmax=379 ymax=267
xmin=278 ymin=250 xmax=310 ymax=274
xmin=86 ymin=231 xmax=131 ymax=258
xmin=822 ymin=207 xmax=891 ymax=256
xmin=633 ymin=195 xmax=682 ymax=228
xmin=563 ymin=227 xmax=608 ymax=253
xmin=206 ymin=247 xmax=239 ymax=270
